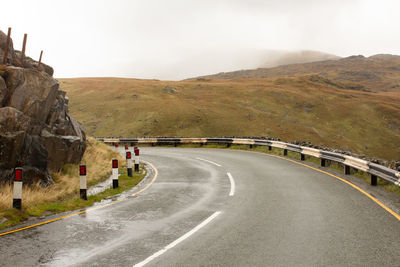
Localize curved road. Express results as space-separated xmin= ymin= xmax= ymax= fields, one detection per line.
xmin=0 ymin=147 xmax=399 ymax=266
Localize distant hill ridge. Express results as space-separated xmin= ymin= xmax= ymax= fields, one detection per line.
xmin=192 ymin=54 xmax=400 ymax=93
xmin=259 ymin=50 xmax=340 ymax=68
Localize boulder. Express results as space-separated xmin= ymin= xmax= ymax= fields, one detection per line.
xmin=4 ymin=67 xmax=59 ymax=123
xmin=15 ymin=51 xmax=54 ymax=76
xmin=39 ymin=130 xmax=86 ymax=171
xmin=0 ymin=30 xmax=86 ymax=185
xmin=0 ymin=76 xmax=6 ymax=106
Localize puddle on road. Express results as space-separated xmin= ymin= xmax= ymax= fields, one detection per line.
xmin=87 ymin=174 xmax=120 ymax=196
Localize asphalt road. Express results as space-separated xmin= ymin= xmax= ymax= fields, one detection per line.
xmin=0 ymin=147 xmax=399 ymax=266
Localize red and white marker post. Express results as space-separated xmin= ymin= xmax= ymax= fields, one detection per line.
xmin=125 ymin=144 xmax=129 ymax=150
xmin=134 ymin=148 xmax=140 ymax=172
xmin=126 ymin=151 xmax=132 ymax=177
xmin=115 ymin=143 xmax=119 ymax=148
xmin=79 ymin=164 xmax=87 ymax=200
xmin=112 ymin=159 xmax=119 ymax=188
xmin=13 ymin=167 xmax=23 ymax=210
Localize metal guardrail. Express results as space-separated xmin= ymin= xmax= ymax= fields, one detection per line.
xmin=99 ymin=137 xmax=400 ymax=187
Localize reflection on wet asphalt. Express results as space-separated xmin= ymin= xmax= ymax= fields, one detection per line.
xmin=1 ymin=147 xmax=399 ymax=267
xmin=0 ymin=148 xmax=229 ymax=266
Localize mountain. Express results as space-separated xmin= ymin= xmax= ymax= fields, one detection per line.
xmin=192 ymin=54 xmax=400 ymax=93
xmin=59 ymin=53 xmax=400 ymax=161
xmin=259 ymin=50 xmax=340 ymax=68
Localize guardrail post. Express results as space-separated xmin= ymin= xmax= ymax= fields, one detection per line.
xmin=79 ymin=164 xmax=87 ymax=200
xmin=249 ymin=144 xmax=253 ymax=149
xmin=134 ymin=148 xmax=140 ymax=172
xmin=226 ymin=143 xmax=231 ymax=148
xmin=174 ymin=142 xmax=177 ymax=147
xmin=344 ymin=165 xmax=350 ymax=175
xmin=268 ymin=146 xmax=272 ymax=151
xmin=371 ymin=174 xmax=377 ymax=186
xmin=320 ymin=158 xmax=326 ymax=167
xmin=283 ymin=149 xmax=288 ymax=156
xmin=13 ymin=167 xmax=23 ymax=210
xmin=300 ymin=153 xmax=305 ymax=161
xmin=112 ymin=159 xmax=119 ymax=188
xmin=126 ymin=151 xmax=132 ymax=177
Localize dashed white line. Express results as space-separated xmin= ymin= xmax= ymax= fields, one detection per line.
xmin=195 ymin=157 xmax=222 ymax=167
xmin=227 ymin=172 xmax=235 ymax=196
xmin=133 ymin=211 xmax=222 ymax=267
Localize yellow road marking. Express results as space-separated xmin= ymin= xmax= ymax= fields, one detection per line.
xmin=0 ymin=160 xmax=158 ymax=237
xmin=131 ymin=160 xmax=158 ymax=197
xmin=260 ymin=151 xmax=400 ymax=221
xmin=159 ymin=146 xmax=400 ymax=221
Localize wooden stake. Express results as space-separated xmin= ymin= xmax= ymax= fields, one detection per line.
xmin=3 ymin=27 xmax=11 ymax=65
xmin=38 ymin=50 xmax=43 ymax=67
xmin=21 ymin=33 xmax=27 ymax=63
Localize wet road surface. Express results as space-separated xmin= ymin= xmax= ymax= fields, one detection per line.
xmin=0 ymin=147 xmax=399 ymax=266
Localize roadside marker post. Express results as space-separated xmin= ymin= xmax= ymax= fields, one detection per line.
xmin=125 ymin=144 xmax=128 ymax=150
xmin=126 ymin=151 xmax=132 ymax=177
xmin=115 ymin=143 xmax=119 ymax=148
xmin=79 ymin=164 xmax=87 ymax=200
xmin=300 ymin=153 xmax=305 ymax=161
xmin=283 ymin=149 xmax=288 ymax=156
xmin=112 ymin=159 xmax=119 ymax=188
xmin=134 ymin=148 xmax=140 ymax=172
xmin=12 ymin=168 xmax=23 ymax=210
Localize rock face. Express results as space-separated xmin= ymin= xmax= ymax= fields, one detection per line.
xmin=0 ymin=31 xmax=86 ymax=186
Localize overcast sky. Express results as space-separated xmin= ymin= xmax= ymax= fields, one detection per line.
xmin=2 ymin=0 xmax=400 ymax=80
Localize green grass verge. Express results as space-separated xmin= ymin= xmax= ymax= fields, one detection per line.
xmin=0 ymin=167 xmax=146 ymax=231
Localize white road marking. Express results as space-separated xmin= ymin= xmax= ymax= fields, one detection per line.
xmin=133 ymin=211 xmax=222 ymax=267
xmin=227 ymin=172 xmax=235 ymax=196
xmin=195 ymin=157 xmax=222 ymax=167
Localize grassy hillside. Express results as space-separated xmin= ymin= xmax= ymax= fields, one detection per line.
xmin=59 ymin=74 xmax=400 ymax=161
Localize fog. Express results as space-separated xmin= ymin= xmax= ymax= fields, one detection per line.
xmin=2 ymin=0 xmax=400 ymax=80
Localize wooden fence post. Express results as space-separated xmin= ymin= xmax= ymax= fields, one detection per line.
xmin=2 ymin=27 xmax=11 ymax=65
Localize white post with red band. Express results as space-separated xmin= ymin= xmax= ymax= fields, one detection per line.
xmin=79 ymin=164 xmax=87 ymax=200
xmin=112 ymin=159 xmax=119 ymax=188
xmin=126 ymin=151 xmax=132 ymax=177
xmin=134 ymin=147 xmax=140 ymax=172
xmin=13 ymin=167 xmax=23 ymax=210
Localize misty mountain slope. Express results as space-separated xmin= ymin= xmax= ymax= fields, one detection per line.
xmin=60 ymin=73 xmax=400 ymax=161
xmin=193 ymin=54 xmax=400 ymax=93
xmin=259 ymin=50 xmax=340 ymax=68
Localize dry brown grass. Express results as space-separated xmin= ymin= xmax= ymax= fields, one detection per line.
xmin=60 ymin=75 xmax=400 ymax=161
xmin=0 ymin=137 xmax=124 ymax=212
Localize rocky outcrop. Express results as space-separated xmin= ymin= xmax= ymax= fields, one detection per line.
xmin=0 ymin=31 xmax=86 ymax=186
